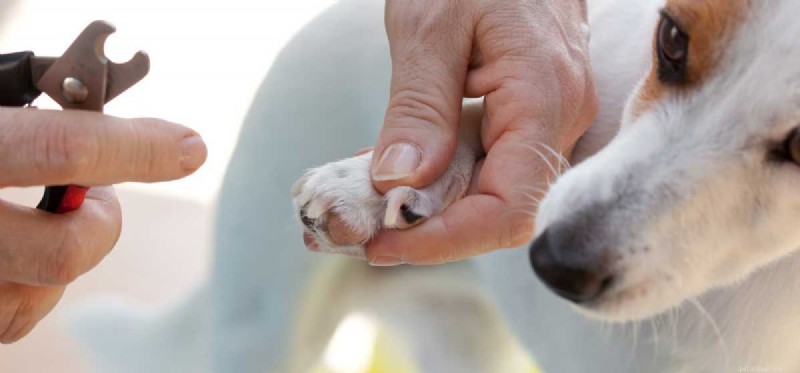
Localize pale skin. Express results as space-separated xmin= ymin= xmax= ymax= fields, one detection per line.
xmin=0 ymin=108 xmax=207 ymax=343
xmin=319 ymin=0 xmax=598 ymax=265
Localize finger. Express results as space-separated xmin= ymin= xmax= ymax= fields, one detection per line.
xmin=366 ymin=196 xmax=521 ymax=265
xmin=366 ymin=132 xmax=559 ymax=265
xmin=0 ymin=186 xmax=121 ymax=286
xmin=0 ymin=282 xmax=65 ymax=344
xmin=0 ymin=108 xmax=207 ymax=187
xmin=372 ymin=0 xmax=474 ymax=193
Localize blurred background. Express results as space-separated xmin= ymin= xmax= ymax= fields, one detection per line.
xmin=0 ymin=0 xmax=337 ymax=371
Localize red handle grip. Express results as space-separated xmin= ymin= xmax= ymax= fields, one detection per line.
xmin=37 ymin=185 xmax=89 ymax=213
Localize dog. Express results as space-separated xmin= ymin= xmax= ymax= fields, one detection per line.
xmin=291 ymin=0 xmax=800 ymax=371
xmin=68 ymin=0 xmax=800 ymax=372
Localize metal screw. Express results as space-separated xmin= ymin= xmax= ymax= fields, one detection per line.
xmin=61 ymin=77 xmax=89 ymax=103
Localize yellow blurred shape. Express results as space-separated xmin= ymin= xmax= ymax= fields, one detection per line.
xmin=312 ymin=312 xmax=543 ymax=373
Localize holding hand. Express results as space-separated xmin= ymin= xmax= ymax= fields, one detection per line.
xmin=323 ymin=0 xmax=597 ymax=264
xmin=0 ymin=108 xmax=206 ymax=343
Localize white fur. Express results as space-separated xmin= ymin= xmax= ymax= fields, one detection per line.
xmin=533 ymin=0 xmax=800 ymax=370
xmin=69 ymin=0 xmax=800 ymax=372
xmin=291 ymin=0 xmax=800 ymax=370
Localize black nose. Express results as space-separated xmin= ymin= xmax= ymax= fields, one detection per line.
xmin=529 ymin=227 xmax=614 ymax=304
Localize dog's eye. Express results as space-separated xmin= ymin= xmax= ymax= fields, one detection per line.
xmin=786 ymin=129 xmax=800 ymax=164
xmin=656 ymin=12 xmax=689 ymax=84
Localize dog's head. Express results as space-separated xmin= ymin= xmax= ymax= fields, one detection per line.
xmin=531 ymin=0 xmax=800 ymax=321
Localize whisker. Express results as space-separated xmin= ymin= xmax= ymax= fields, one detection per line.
xmin=514 ymin=183 xmax=550 ymax=191
xmin=532 ymin=146 xmax=560 ymax=178
xmin=537 ymin=142 xmax=571 ymax=175
xmin=503 ymin=205 xmax=540 ymax=219
xmin=669 ymin=306 xmax=679 ymax=350
xmin=514 ymin=186 xmax=549 ymax=199
xmin=649 ymin=318 xmax=659 ymax=360
xmin=632 ymin=320 xmax=640 ymax=355
xmin=515 ymin=142 xmax=560 ymax=178
xmin=688 ymin=298 xmax=731 ymax=367
xmin=519 ymin=191 xmax=544 ymax=206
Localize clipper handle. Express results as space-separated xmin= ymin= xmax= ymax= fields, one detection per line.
xmin=37 ymin=185 xmax=89 ymax=213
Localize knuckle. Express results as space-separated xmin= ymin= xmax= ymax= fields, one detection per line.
xmin=521 ymin=51 xmax=595 ymax=144
xmin=386 ymin=0 xmax=455 ymax=36
xmin=386 ymin=89 xmax=454 ymax=132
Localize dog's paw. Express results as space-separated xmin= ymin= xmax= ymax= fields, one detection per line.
xmin=291 ymin=150 xmax=474 ymax=257
xmin=291 ymin=153 xmax=380 ymax=258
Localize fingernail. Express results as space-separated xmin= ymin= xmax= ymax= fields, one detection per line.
xmin=370 ymin=255 xmax=404 ymax=267
xmin=373 ymin=143 xmax=421 ymax=181
xmin=180 ymin=135 xmax=207 ymax=171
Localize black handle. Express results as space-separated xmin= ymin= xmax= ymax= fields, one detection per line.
xmin=37 ymin=185 xmax=68 ymax=212
xmin=0 ymin=51 xmax=43 ymax=107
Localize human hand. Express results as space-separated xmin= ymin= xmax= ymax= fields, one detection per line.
xmin=0 ymin=108 xmax=206 ymax=342
xmin=330 ymin=0 xmax=597 ymax=264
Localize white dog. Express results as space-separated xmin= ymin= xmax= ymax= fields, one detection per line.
xmin=70 ymin=0 xmax=800 ymax=372
xmin=292 ymin=0 xmax=800 ymax=371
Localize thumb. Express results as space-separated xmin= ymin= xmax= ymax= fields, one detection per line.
xmin=372 ymin=0 xmax=473 ymax=194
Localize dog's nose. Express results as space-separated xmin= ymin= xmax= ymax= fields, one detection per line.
xmin=529 ymin=227 xmax=614 ymax=304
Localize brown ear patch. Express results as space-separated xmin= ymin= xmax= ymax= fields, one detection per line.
xmin=628 ymin=0 xmax=749 ymax=118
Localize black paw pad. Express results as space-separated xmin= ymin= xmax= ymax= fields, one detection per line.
xmin=300 ymin=204 xmax=316 ymax=230
xmin=400 ymin=204 xmax=425 ymax=225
